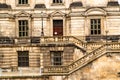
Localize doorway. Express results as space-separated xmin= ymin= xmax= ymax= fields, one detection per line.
xmin=53 ymin=20 xmax=63 ymax=36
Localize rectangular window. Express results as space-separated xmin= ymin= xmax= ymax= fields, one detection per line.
xmin=90 ymin=19 xmax=101 ymax=35
xmin=18 ymin=51 xmax=29 ymax=67
xmin=51 ymin=51 xmax=63 ymax=65
xmin=19 ymin=20 xmax=28 ymax=37
xmin=18 ymin=0 xmax=28 ymax=4
xmin=53 ymin=0 xmax=62 ymax=3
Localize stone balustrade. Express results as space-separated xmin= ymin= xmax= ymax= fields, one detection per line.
xmin=14 ymin=38 xmax=31 ymax=44
xmin=40 ymin=36 xmax=70 ymax=43
xmin=40 ymin=36 xmax=86 ymax=50
xmin=43 ymin=66 xmax=68 ymax=75
xmin=108 ymin=43 xmax=120 ymax=49
xmin=67 ymin=44 xmax=106 ymax=73
xmin=43 ymin=43 xmax=120 ymax=75
xmin=87 ymin=42 xmax=104 ymax=52
xmin=42 ymin=44 xmax=106 ymax=74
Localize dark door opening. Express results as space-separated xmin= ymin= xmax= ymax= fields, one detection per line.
xmin=53 ymin=20 xmax=63 ymax=36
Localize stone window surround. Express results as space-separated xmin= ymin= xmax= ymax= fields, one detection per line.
xmin=17 ymin=51 xmax=29 ymax=67
xmin=16 ymin=0 xmax=30 ymax=7
xmin=50 ymin=51 xmax=63 ymax=66
xmin=18 ymin=20 xmax=29 ymax=37
xmin=51 ymin=0 xmax=65 ymax=5
xmin=53 ymin=0 xmax=62 ymax=3
xmin=90 ymin=19 xmax=101 ymax=35
xmin=86 ymin=16 xmax=105 ymax=36
xmin=15 ymin=18 xmax=31 ymax=38
xmin=50 ymin=16 xmax=66 ymax=36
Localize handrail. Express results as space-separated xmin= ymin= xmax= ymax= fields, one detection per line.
xmin=42 ymin=44 xmax=106 ymax=75
xmin=67 ymin=44 xmax=106 ymax=74
xmin=43 ymin=65 xmax=68 ymax=75
xmin=43 ymin=43 xmax=120 ymax=75
xmin=40 ymin=36 xmax=86 ymax=50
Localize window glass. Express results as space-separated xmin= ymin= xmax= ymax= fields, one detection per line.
xmin=53 ymin=0 xmax=62 ymax=3
xmin=50 ymin=51 xmax=63 ymax=65
xmin=18 ymin=51 xmax=29 ymax=67
xmin=18 ymin=0 xmax=28 ymax=4
xmin=90 ymin=19 xmax=101 ymax=35
xmin=19 ymin=20 xmax=28 ymax=37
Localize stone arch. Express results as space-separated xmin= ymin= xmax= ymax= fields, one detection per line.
xmin=85 ymin=8 xmax=107 ymax=16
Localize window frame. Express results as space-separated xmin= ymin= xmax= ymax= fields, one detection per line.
xmin=50 ymin=51 xmax=63 ymax=66
xmin=18 ymin=20 xmax=29 ymax=37
xmin=18 ymin=51 xmax=29 ymax=67
xmin=51 ymin=0 xmax=64 ymax=5
xmin=53 ymin=0 xmax=63 ymax=4
xmin=90 ymin=19 xmax=101 ymax=35
xmin=16 ymin=0 xmax=29 ymax=6
xmin=18 ymin=0 xmax=28 ymax=4
xmin=86 ymin=16 xmax=104 ymax=36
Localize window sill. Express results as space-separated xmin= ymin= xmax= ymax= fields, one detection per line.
xmin=16 ymin=4 xmax=30 ymax=7
xmin=51 ymin=3 xmax=64 ymax=6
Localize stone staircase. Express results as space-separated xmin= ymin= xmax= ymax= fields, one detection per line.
xmin=0 ymin=36 xmax=120 ymax=78
xmin=40 ymin=36 xmax=86 ymax=51
xmin=42 ymin=42 xmax=120 ymax=76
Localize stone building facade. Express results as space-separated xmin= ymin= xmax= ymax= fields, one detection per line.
xmin=0 ymin=0 xmax=120 ymax=80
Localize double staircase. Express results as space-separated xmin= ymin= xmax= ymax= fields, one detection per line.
xmin=41 ymin=36 xmax=120 ymax=76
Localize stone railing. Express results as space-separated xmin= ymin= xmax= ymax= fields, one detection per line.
xmin=107 ymin=42 xmax=120 ymax=51
xmin=0 ymin=36 xmax=86 ymax=50
xmin=87 ymin=42 xmax=104 ymax=53
xmin=40 ymin=36 xmax=86 ymax=50
xmin=40 ymin=36 xmax=70 ymax=43
xmin=68 ymin=43 xmax=120 ymax=74
xmin=69 ymin=36 xmax=86 ymax=49
xmin=43 ymin=42 xmax=120 ymax=75
xmin=68 ymin=44 xmax=106 ymax=74
xmin=42 ymin=44 xmax=106 ymax=75
xmin=43 ymin=66 xmax=68 ymax=75
xmin=14 ymin=38 xmax=31 ymax=44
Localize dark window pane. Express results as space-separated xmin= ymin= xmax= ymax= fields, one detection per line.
xmin=91 ymin=30 xmax=93 ymax=34
xmin=98 ymin=30 xmax=101 ymax=34
xmin=18 ymin=51 xmax=29 ymax=67
xmin=19 ymin=0 xmax=28 ymax=4
xmin=95 ymin=30 xmax=97 ymax=34
xmin=19 ymin=20 xmax=28 ymax=37
xmin=51 ymin=51 xmax=63 ymax=66
xmin=53 ymin=0 xmax=62 ymax=3
xmin=98 ymin=25 xmax=100 ymax=29
xmin=90 ymin=19 xmax=101 ymax=35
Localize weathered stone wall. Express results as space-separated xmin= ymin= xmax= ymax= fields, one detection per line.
xmin=63 ymin=53 xmax=120 ymax=80
xmin=40 ymin=46 xmax=74 ymax=66
xmin=0 ymin=46 xmax=40 ymax=69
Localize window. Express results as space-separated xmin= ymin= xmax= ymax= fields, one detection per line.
xmin=53 ymin=0 xmax=62 ymax=3
xmin=18 ymin=51 xmax=29 ymax=67
xmin=90 ymin=19 xmax=101 ymax=35
xmin=51 ymin=51 xmax=63 ymax=65
xmin=19 ymin=20 xmax=28 ymax=37
xmin=18 ymin=0 xmax=28 ymax=4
